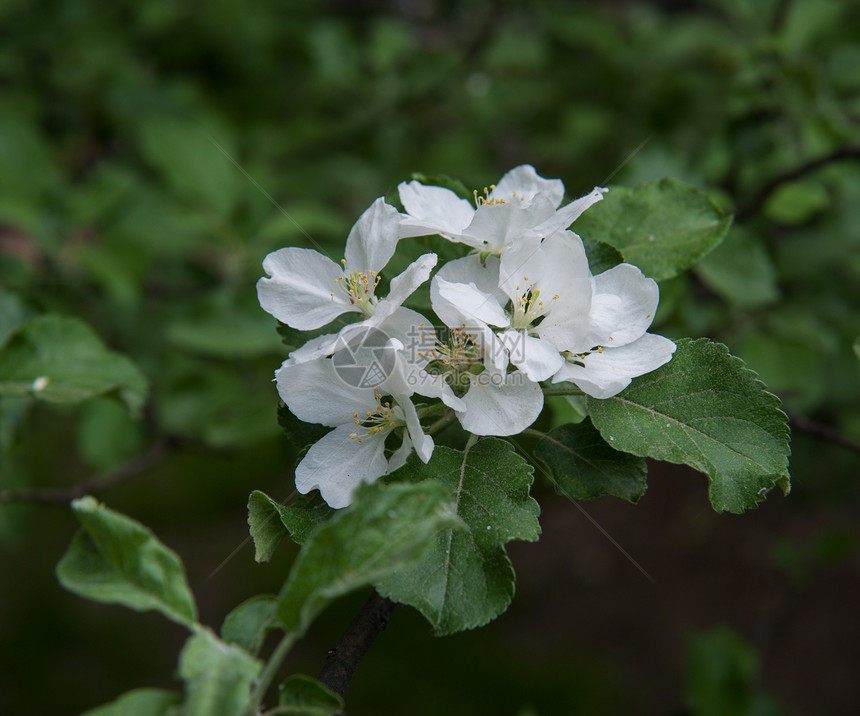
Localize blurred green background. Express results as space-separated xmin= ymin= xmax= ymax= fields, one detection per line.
xmin=1 ymin=0 xmax=859 ymax=714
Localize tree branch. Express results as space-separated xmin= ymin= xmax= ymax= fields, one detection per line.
xmin=789 ymin=414 xmax=860 ymax=458
xmin=0 ymin=441 xmax=172 ymax=505
xmin=737 ymin=146 xmax=860 ymax=221
xmin=317 ymin=591 xmax=397 ymax=699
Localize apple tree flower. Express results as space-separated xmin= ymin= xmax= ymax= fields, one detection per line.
xmin=432 ymin=231 xmax=594 ymax=382
xmin=398 ymin=164 xmax=606 ymax=253
xmin=414 ymin=320 xmax=544 ymax=437
xmin=552 ymin=263 xmax=676 ymax=398
xmin=276 ymin=355 xmax=433 ymax=509
xmin=257 ymin=197 xmax=436 ymax=333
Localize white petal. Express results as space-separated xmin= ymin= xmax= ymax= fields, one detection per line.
xmin=436 ymin=254 xmax=504 ymax=298
xmin=344 ymin=197 xmax=402 ymax=274
xmin=257 ymin=248 xmax=356 ymax=330
xmin=374 ymin=253 xmax=437 ymax=320
xmin=397 ymin=398 xmax=434 ymax=463
xmin=499 ymin=230 xmax=590 ymax=303
xmin=295 ymin=425 xmax=389 ymax=509
xmin=284 ymin=331 xmax=340 ymax=366
xmin=398 ymin=181 xmax=475 ymax=239
xmin=588 ymin=263 xmax=660 ymax=346
xmin=463 ymin=196 xmax=554 ymax=252
xmin=276 ymin=358 xmax=375 ymax=426
xmin=434 ymin=276 xmax=509 ymax=328
xmin=491 ymin=164 xmax=564 ymax=207
xmin=499 ymin=330 xmax=563 ymax=382
xmin=481 ymin=328 xmax=511 ymax=372
xmin=387 ymin=432 xmax=413 ymax=473
xmin=456 ymin=370 xmax=543 ymax=436
xmin=553 ymin=333 xmax=676 ymax=399
xmin=431 ymin=255 xmax=502 ymax=329
xmin=378 ymin=306 xmax=435 ymax=368
xmin=533 ymin=186 xmax=607 ymax=235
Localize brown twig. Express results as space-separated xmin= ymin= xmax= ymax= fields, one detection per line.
xmin=789 ymin=414 xmax=860 ymax=459
xmin=318 ymin=591 xmax=397 ymax=700
xmin=0 ymin=441 xmax=172 ymax=505
xmin=736 ymin=146 xmax=860 ymax=221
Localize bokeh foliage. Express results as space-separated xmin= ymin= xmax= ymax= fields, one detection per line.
xmin=1 ymin=0 xmax=858 ymax=714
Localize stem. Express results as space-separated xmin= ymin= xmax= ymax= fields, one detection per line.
xmin=541 ymin=386 xmax=585 ymax=397
xmin=736 ymin=145 xmax=860 ymax=220
xmin=0 ymin=441 xmax=172 ymax=505
xmin=789 ymin=413 xmax=860 ymax=458
xmin=248 ymin=630 xmax=298 ymax=715
xmin=317 ymin=591 xmax=397 ymax=699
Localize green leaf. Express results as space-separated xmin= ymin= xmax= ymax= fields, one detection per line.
xmin=587 ymin=339 xmax=791 ymax=513
xmin=275 ymin=675 xmax=343 ymax=715
xmin=853 ymin=336 xmax=860 ymax=360
xmin=685 ymin=627 xmax=783 ymax=716
xmin=221 ymin=594 xmax=278 ymax=656
xmin=535 ymin=420 xmax=648 ymax=503
xmin=167 ymin=291 xmax=285 ymax=358
xmin=80 ymin=688 xmax=181 ymax=716
xmin=376 ymin=438 xmax=541 ymax=635
xmin=277 ymin=481 xmax=462 ymax=637
xmin=177 ymin=628 xmax=262 ymax=716
xmin=276 ymin=315 xmax=356 ymax=354
xmin=159 ymin=363 xmax=280 ymax=448
xmin=544 ymin=392 xmax=588 ymax=425
xmin=277 ymin=403 xmax=332 ymax=451
xmin=248 ymin=490 xmax=334 ymax=563
xmin=136 ymin=116 xmax=238 ymax=213
xmin=695 ymin=226 xmax=779 ymax=308
xmin=56 ymin=497 xmax=198 ymax=627
xmin=77 ymin=397 xmax=145 ymax=472
xmin=763 ymin=179 xmax=829 ymax=225
xmin=573 ymin=178 xmax=732 ymax=281
xmin=0 ymin=315 xmax=148 ymax=415
xmin=0 ymin=107 xmax=61 ymax=201
xmin=0 ymin=289 xmax=30 ymax=348
xmin=582 ymin=238 xmax=624 ymax=275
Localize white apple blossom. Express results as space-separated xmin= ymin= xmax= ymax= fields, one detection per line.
xmin=414 ymin=320 xmax=544 ymax=437
xmin=432 ymin=231 xmax=594 ymax=382
xmin=276 ymin=356 xmax=433 ymax=509
xmin=257 ymin=197 xmax=436 ymax=332
xmin=398 ymin=164 xmax=606 ymax=253
xmin=552 ymin=263 xmax=676 ymax=398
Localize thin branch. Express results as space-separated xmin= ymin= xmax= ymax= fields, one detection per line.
xmin=790 ymin=413 xmax=860 ymax=458
xmin=248 ymin=630 xmax=298 ymax=716
xmin=0 ymin=441 xmax=172 ymax=505
xmin=317 ymin=591 xmax=397 ymax=699
xmin=737 ymin=146 xmax=860 ymax=221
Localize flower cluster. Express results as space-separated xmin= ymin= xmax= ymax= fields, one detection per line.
xmin=258 ymin=166 xmax=675 ymax=508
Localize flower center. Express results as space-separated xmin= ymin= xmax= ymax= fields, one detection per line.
xmin=420 ymin=325 xmax=485 ymax=396
xmin=348 ymin=388 xmax=403 ymax=444
xmin=473 ymin=184 xmax=527 ymax=208
xmin=508 ymin=277 xmax=560 ymax=330
xmin=334 ymin=265 xmax=381 ymax=316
